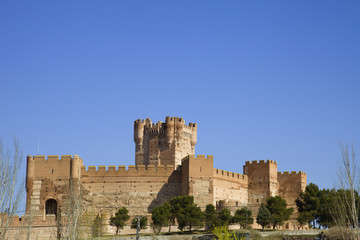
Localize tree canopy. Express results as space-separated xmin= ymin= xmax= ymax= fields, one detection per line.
xmin=151 ymin=201 xmax=171 ymax=233
xmin=256 ymin=203 xmax=272 ymax=230
xmin=131 ymin=216 xmax=148 ymax=232
xmin=204 ymin=204 xmax=219 ymax=230
xmin=217 ymin=208 xmax=232 ymax=228
xmin=266 ymin=196 xmax=293 ymax=229
xmin=232 ymin=207 xmax=253 ymax=229
xmin=170 ymin=195 xmax=204 ymax=231
xmin=109 ymin=207 xmax=130 ymax=235
xmin=296 ymin=183 xmax=320 ymax=228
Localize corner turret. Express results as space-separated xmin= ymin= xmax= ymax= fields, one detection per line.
xmin=165 ymin=116 xmax=175 ymax=144
xmin=71 ymin=155 xmax=83 ymax=179
xmin=190 ymin=123 xmax=197 ymax=153
xmin=134 ymin=119 xmax=146 ymax=165
xmin=26 ymin=155 xmax=34 ymax=190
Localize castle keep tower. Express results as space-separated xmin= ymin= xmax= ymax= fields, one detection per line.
xmin=134 ymin=117 xmax=197 ymax=167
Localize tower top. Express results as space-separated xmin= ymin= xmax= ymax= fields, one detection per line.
xmin=134 ymin=116 xmax=197 ymax=167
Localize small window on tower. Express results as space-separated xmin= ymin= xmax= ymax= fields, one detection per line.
xmin=200 ymin=167 xmax=202 ymax=172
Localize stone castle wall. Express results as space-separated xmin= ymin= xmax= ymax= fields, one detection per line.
xmin=81 ymin=164 xmax=182 ymax=216
xmin=26 ymin=155 xmax=83 ymax=216
xmin=19 ymin=116 xmax=307 ymax=234
xmin=181 ymin=155 xmax=214 ymax=209
xmin=278 ymin=171 xmax=307 ymax=208
xmin=213 ymin=169 xmax=248 ymax=212
xmin=243 ymin=160 xmax=279 ymax=215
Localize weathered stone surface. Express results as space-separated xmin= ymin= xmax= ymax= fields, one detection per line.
xmin=19 ymin=116 xmax=306 ymax=236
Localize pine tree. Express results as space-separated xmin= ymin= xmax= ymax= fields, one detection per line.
xmin=151 ymin=201 xmax=171 ymax=233
xmin=109 ymin=207 xmax=130 ymax=235
xmin=131 ymin=216 xmax=148 ymax=232
xmin=217 ymin=208 xmax=232 ymax=228
xmin=204 ymin=204 xmax=219 ymax=230
xmin=296 ymin=183 xmax=320 ymax=228
xmin=266 ymin=196 xmax=293 ymax=229
xmin=170 ymin=196 xmax=203 ymax=231
xmin=256 ymin=204 xmax=272 ymax=230
xmin=232 ymin=207 xmax=253 ymax=229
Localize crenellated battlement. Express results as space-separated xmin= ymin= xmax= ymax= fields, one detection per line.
xmin=183 ymin=122 xmax=197 ymax=129
xmin=165 ymin=116 xmax=184 ymax=123
xmin=135 ymin=117 xmax=196 ymax=136
xmin=213 ymin=168 xmax=248 ymax=184
xmin=27 ymin=154 xmax=83 ymax=180
xmin=134 ymin=119 xmax=146 ymax=125
xmin=182 ymin=154 xmax=214 ymax=162
xmin=278 ymin=171 xmax=306 ymax=176
xmin=28 ymin=155 xmax=74 ymax=162
xmin=245 ymin=159 xmax=277 ymax=165
xmin=145 ymin=121 xmax=165 ymax=130
xmin=143 ymin=121 xmax=166 ymax=135
xmin=135 ymin=116 xmax=198 ymax=167
xmin=81 ymin=164 xmax=177 ymax=177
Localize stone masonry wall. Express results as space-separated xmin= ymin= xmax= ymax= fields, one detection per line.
xmin=81 ymin=164 xmax=182 ymax=216
xmin=181 ymin=155 xmax=214 ymax=209
xmin=213 ymin=169 xmax=248 ymax=212
xmin=26 ymin=155 xmax=83 ymax=217
xmin=278 ymin=171 xmax=307 ymax=229
xmin=243 ymin=160 xmax=279 ymax=221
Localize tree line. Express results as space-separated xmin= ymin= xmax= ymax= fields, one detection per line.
xmin=109 ymin=194 xmax=295 ymax=234
xmin=109 ymin=182 xmax=360 ymax=235
xmin=296 ymin=182 xmax=360 ymax=230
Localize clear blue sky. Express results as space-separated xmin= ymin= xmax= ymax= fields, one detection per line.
xmin=1 ymin=1 xmax=359 ymax=202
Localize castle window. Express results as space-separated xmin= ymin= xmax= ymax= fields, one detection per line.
xmin=256 ymin=199 xmax=259 ymax=203
xmin=45 ymin=199 xmax=57 ymax=217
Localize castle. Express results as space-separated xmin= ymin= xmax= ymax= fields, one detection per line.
xmin=23 ymin=116 xmax=306 ymax=236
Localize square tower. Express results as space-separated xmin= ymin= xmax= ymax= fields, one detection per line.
xmin=243 ymin=160 xmax=279 ymax=209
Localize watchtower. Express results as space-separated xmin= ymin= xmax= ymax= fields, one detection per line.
xmin=134 ymin=116 xmax=197 ymax=167
xmin=243 ymin=160 xmax=279 ymax=209
xmin=26 ymin=155 xmax=83 ymax=218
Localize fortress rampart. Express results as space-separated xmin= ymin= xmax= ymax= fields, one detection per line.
xmin=278 ymin=170 xmax=307 ymax=206
xmin=213 ymin=169 xmax=248 ymax=184
xmin=244 ymin=159 xmax=278 ymax=165
xmin=278 ymin=171 xmax=306 ymax=176
xmin=81 ymin=164 xmax=176 ymax=177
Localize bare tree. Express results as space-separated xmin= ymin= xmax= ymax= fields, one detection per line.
xmin=57 ymin=178 xmax=84 ymax=240
xmin=0 ymin=138 xmax=24 ymax=240
xmin=331 ymin=143 xmax=360 ymax=239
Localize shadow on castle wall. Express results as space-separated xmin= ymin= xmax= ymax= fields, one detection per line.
xmin=147 ymin=169 xmax=182 ymax=213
